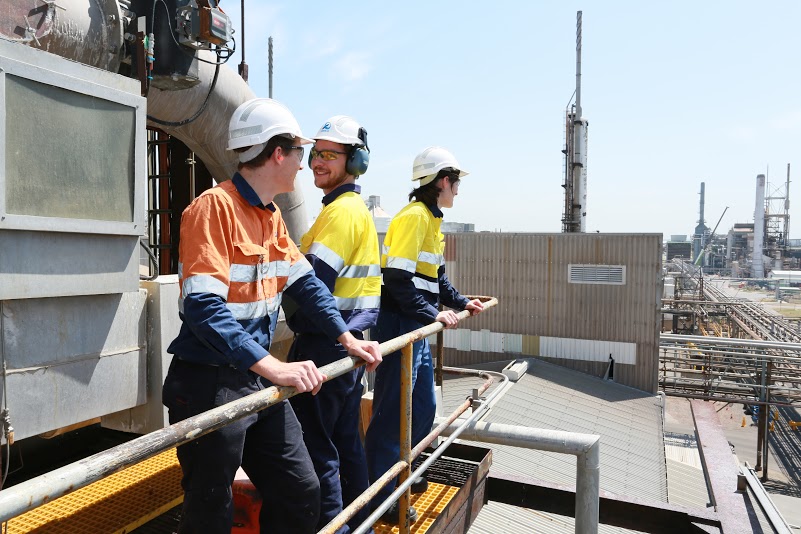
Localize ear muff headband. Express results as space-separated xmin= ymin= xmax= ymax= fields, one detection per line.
xmin=346 ymin=127 xmax=370 ymax=177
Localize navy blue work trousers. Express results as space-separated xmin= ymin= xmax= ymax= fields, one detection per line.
xmin=162 ymin=357 xmax=320 ymax=534
xmin=288 ymin=334 xmax=372 ymax=534
xmin=364 ymin=310 xmax=437 ymax=510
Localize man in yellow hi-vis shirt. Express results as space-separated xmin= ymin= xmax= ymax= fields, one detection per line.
xmin=285 ymin=116 xmax=381 ymax=534
xmin=365 ymin=146 xmax=484 ymax=524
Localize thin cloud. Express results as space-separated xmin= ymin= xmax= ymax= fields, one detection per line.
xmin=768 ymin=110 xmax=801 ymax=131
xmin=300 ymin=31 xmax=343 ymax=60
xmin=332 ymin=52 xmax=372 ymax=83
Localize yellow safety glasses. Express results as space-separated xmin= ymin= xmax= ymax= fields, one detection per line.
xmin=310 ymin=147 xmax=347 ymax=161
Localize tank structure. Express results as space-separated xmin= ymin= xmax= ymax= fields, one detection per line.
xmin=0 ymin=0 xmax=309 ymax=443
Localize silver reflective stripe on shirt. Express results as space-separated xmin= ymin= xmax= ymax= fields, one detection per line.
xmin=386 ymin=256 xmax=416 ymax=273
xmin=286 ymin=258 xmax=313 ymax=287
xmin=182 ymin=274 xmax=229 ymax=299
xmin=417 ymin=251 xmax=443 ymax=265
xmin=229 ymin=260 xmax=290 ymax=283
xmin=226 ymin=294 xmax=282 ymax=320
xmin=412 ymin=276 xmax=439 ymax=294
xmin=307 ymin=242 xmax=346 ymax=274
xmin=339 ymin=264 xmax=381 ymax=279
xmin=334 ymin=294 xmax=381 ymax=311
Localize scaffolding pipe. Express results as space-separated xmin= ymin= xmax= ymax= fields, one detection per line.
xmin=661 ymin=333 xmax=801 ymax=351
xmin=320 ymin=368 xmax=502 ymax=534
xmin=437 ymin=420 xmax=600 ymax=534
xmin=398 ymin=343 xmax=413 ymax=533
xmin=351 ymin=369 xmax=510 ymax=534
xmin=0 ymin=298 xmax=498 ymax=523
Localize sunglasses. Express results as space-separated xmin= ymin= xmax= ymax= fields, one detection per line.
xmin=310 ymin=147 xmax=347 ymax=161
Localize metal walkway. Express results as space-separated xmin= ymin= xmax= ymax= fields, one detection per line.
xmin=3 ymin=449 xmax=182 ymax=534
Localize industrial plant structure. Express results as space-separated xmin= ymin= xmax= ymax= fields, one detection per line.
xmin=0 ymin=4 xmax=798 ymax=534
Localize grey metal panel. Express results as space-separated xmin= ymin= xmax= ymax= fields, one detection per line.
xmin=103 ymin=276 xmax=181 ymax=434
xmin=0 ymin=290 xmax=147 ymax=440
xmin=0 ymin=230 xmax=139 ymax=300
xmin=441 ymin=233 xmax=662 ymax=393
xmin=0 ymin=39 xmax=147 ymax=237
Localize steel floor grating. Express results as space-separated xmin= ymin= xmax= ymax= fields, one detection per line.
xmin=3 ymin=449 xmax=183 ymax=534
xmin=373 ymin=482 xmax=458 ymax=534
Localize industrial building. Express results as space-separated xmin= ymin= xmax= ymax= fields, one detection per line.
xmin=0 ymin=3 xmax=799 ymax=534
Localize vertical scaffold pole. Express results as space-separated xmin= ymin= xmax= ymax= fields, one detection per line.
xmin=399 ymin=343 xmax=413 ymax=534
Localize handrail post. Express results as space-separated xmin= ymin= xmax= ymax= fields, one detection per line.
xmin=575 ymin=440 xmax=600 ymax=533
xmin=435 ymin=303 xmax=444 ymax=387
xmin=399 ymin=343 xmax=413 ymax=533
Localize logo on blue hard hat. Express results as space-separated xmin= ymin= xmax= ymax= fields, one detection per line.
xmin=321 ymin=122 xmax=332 ymax=131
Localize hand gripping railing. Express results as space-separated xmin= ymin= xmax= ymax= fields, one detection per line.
xmin=0 ymin=297 xmax=498 ymax=529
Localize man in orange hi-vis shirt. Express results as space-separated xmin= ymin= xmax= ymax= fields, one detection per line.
xmin=162 ymin=98 xmax=382 ymax=534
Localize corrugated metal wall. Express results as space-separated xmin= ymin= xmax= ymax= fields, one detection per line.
xmin=437 ymin=233 xmax=663 ymax=393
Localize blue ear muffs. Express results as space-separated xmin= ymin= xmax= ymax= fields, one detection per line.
xmin=346 ymin=127 xmax=370 ymax=177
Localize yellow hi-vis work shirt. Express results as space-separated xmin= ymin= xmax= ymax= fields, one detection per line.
xmin=380 ymin=201 xmax=469 ymax=324
xmin=286 ymin=184 xmax=381 ymax=334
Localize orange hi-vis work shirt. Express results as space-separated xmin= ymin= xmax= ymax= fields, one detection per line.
xmin=168 ymin=173 xmax=348 ymax=371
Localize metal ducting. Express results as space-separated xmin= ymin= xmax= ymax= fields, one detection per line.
xmin=0 ymin=0 xmax=124 ymax=73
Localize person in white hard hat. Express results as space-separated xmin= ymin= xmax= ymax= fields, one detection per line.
xmin=284 ymin=115 xmax=381 ymax=534
xmin=365 ymin=146 xmax=484 ymax=524
xmin=162 ymin=99 xmax=381 ymax=534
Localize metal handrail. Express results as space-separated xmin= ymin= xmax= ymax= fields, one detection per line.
xmin=343 ymin=367 xmax=508 ymax=534
xmin=0 ymin=297 xmax=498 ymax=525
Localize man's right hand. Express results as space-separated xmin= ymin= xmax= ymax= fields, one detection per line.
xmin=436 ymin=309 xmax=459 ymax=329
xmin=250 ymin=354 xmax=326 ymax=395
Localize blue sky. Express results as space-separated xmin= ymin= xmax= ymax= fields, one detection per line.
xmin=219 ymin=2 xmax=800 ymax=239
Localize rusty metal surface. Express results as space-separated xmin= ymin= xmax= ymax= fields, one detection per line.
xmin=690 ymin=400 xmax=757 ymax=534
xmin=399 ymin=343 xmax=413 ymax=534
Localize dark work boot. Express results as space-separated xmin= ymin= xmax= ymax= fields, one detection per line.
xmin=410 ymin=475 xmax=429 ymax=494
xmin=381 ymin=502 xmax=418 ymax=525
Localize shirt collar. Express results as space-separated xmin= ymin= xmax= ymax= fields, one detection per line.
xmin=424 ymin=201 xmax=443 ymax=218
xmin=232 ymin=172 xmax=275 ymax=212
xmin=322 ymin=183 xmax=361 ymax=206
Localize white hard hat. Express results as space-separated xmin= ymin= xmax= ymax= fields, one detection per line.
xmin=228 ymin=98 xmax=313 ymax=162
xmin=412 ymin=146 xmax=469 ymax=186
xmin=313 ymin=115 xmax=365 ymax=146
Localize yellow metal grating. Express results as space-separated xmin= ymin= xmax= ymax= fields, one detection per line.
xmin=4 ymin=448 xmax=183 ymax=534
xmin=373 ymin=482 xmax=458 ymax=534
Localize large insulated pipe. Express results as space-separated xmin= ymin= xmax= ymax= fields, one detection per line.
xmin=754 ymin=174 xmax=766 ymax=278
xmin=145 ymin=56 xmax=309 ymax=242
xmin=0 ymin=0 xmax=309 ymax=241
xmin=0 ymin=0 xmax=124 ymax=72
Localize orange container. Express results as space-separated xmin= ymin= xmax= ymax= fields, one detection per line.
xmin=231 ymin=468 xmax=262 ymax=534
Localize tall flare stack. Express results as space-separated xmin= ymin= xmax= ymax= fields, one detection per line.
xmin=753 ymin=174 xmax=766 ymax=278
xmin=562 ymin=11 xmax=589 ymax=233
